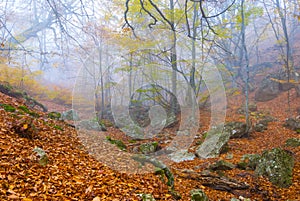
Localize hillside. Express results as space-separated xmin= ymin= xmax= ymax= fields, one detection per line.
xmin=0 ymin=87 xmax=300 ymax=200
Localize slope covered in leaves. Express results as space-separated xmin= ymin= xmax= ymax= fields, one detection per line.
xmin=0 ymin=92 xmax=171 ymax=200
xmin=1 ymin=88 xmax=300 ymax=200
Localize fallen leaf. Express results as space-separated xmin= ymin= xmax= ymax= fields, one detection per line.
xmin=92 ymin=196 xmax=100 ymax=201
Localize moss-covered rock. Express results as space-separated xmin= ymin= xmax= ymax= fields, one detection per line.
xmin=284 ymin=118 xmax=300 ymax=132
xmin=78 ymin=119 xmax=106 ymax=131
xmin=255 ymin=148 xmax=294 ymax=188
xmin=139 ymin=142 xmax=158 ymax=154
xmin=190 ymin=189 xmax=209 ymax=201
xmin=141 ymin=194 xmax=156 ymax=201
xmin=224 ymin=122 xmax=248 ymax=138
xmin=209 ymin=160 xmax=235 ymax=171
xmin=61 ymin=109 xmax=79 ymax=121
xmin=253 ymin=123 xmax=267 ymax=132
xmin=285 ymin=138 xmax=300 ymax=147
xmin=237 ymin=154 xmax=261 ymax=170
xmin=195 ymin=125 xmax=231 ymax=159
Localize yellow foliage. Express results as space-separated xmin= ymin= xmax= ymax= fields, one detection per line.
xmin=0 ymin=57 xmax=72 ymax=105
xmin=270 ymin=77 xmax=300 ymax=84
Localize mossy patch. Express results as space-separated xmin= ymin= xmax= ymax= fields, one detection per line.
xmin=47 ymin=111 xmax=61 ymax=120
xmin=18 ymin=105 xmax=39 ymax=117
xmin=139 ymin=142 xmax=158 ymax=154
xmin=106 ymin=136 xmax=127 ymax=151
xmin=285 ymin=138 xmax=300 ymax=147
xmin=0 ymin=104 xmax=16 ymax=112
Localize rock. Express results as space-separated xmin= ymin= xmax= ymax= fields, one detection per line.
xmin=61 ymin=109 xmax=80 ymax=121
xmin=139 ymin=142 xmax=158 ymax=154
xmin=165 ymin=114 xmax=178 ymax=128
xmin=122 ymin=123 xmax=145 ymax=139
xmin=255 ymin=148 xmax=294 ymax=188
xmin=168 ymin=149 xmax=195 ymax=163
xmin=78 ymin=120 xmax=106 ymax=131
xmin=237 ymin=154 xmax=260 ymax=170
xmin=255 ymin=70 xmax=299 ymax=102
xmin=195 ymin=126 xmax=231 ymax=159
xmin=209 ymin=160 xmax=235 ymax=171
xmin=284 ymin=118 xmax=300 ymax=133
xmin=253 ymin=123 xmax=267 ymax=132
xmin=238 ymin=196 xmax=252 ymax=201
xmin=33 ymin=147 xmax=49 ymax=167
xmin=285 ymin=138 xmax=300 ymax=147
xmin=225 ymin=122 xmax=248 ymax=138
xmin=190 ymin=189 xmax=209 ymax=201
xmin=248 ymin=103 xmax=258 ymax=112
xmin=255 ymin=76 xmax=280 ymax=101
xmin=141 ymin=194 xmax=156 ymax=201
xmin=253 ymin=115 xmax=276 ymax=132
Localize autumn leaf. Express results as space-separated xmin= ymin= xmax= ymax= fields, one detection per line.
xmin=92 ymin=196 xmax=101 ymax=201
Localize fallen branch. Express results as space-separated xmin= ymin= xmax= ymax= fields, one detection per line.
xmin=174 ymin=169 xmax=249 ymax=192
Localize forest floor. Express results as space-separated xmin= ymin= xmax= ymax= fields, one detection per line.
xmin=0 ymin=88 xmax=300 ymax=201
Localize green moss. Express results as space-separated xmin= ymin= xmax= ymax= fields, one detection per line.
xmin=47 ymin=112 xmax=61 ymax=120
xmin=128 ymin=139 xmax=137 ymax=143
xmin=285 ymin=138 xmax=300 ymax=147
xmin=202 ymin=132 xmax=208 ymax=139
xmin=139 ymin=142 xmax=158 ymax=154
xmin=18 ymin=105 xmax=30 ymax=113
xmin=106 ymin=136 xmax=127 ymax=151
xmin=18 ymin=105 xmax=39 ymax=117
xmin=237 ymin=161 xmax=248 ymax=170
xmin=255 ymin=148 xmax=294 ymax=188
xmin=241 ymin=154 xmax=261 ymax=170
xmin=0 ymin=104 xmax=16 ymax=112
xmin=53 ymin=125 xmax=63 ymax=131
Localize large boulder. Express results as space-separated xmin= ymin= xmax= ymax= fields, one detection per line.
xmin=61 ymin=109 xmax=80 ymax=121
xmin=195 ymin=126 xmax=231 ymax=159
xmin=284 ymin=118 xmax=300 ymax=133
xmin=224 ymin=122 xmax=248 ymax=138
xmin=209 ymin=160 xmax=235 ymax=171
xmin=77 ymin=119 xmax=106 ymax=131
xmin=122 ymin=123 xmax=145 ymax=139
xmin=255 ymin=70 xmax=299 ymax=102
xmin=168 ymin=149 xmax=195 ymax=163
xmin=255 ymin=148 xmax=294 ymax=188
